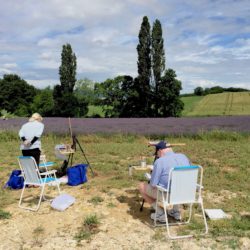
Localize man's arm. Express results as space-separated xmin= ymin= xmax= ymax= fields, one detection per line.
xmin=150 ymin=160 xmax=162 ymax=187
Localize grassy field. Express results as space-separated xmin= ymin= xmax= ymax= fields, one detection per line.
xmin=0 ymin=130 xmax=249 ymax=248
xmin=183 ymin=92 xmax=250 ymax=116
xmin=181 ymin=96 xmax=204 ymax=116
xmin=87 ymin=92 xmax=250 ymax=117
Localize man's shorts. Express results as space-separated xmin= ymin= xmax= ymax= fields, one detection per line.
xmin=145 ymin=183 xmax=157 ymax=199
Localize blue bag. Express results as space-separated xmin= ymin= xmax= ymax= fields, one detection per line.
xmin=67 ymin=164 xmax=88 ymax=186
xmin=6 ymin=170 xmax=24 ymax=189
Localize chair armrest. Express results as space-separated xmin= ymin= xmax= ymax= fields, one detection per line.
xmin=39 ymin=161 xmax=55 ymax=167
xmin=196 ymin=184 xmax=204 ymax=189
xmin=40 ymin=170 xmax=57 ymax=176
xmin=156 ymin=185 xmax=168 ymax=192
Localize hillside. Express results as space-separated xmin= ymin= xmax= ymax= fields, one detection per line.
xmin=182 ymin=92 xmax=250 ymax=116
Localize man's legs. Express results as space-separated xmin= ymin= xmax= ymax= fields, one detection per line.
xmin=139 ymin=182 xmax=181 ymax=221
xmin=168 ymin=205 xmax=181 ymax=220
xmin=138 ymin=182 xmax=157 ymax=204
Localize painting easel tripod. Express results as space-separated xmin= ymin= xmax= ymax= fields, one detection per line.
xmin=69 ymin=134 xmax=94 ymax=176
xmin=60 ymin=118 xmax=94 ymax=176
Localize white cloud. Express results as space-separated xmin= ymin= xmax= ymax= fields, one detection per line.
xmin=0 ymin=68 xmax=12 ymax=74
xmin=0 ymin=0 xmax=249 ymax=93
xmin=3 ymin=63 xmax=17 ymax=69
xmin=27 ymin=79 xmax=59 ymax=89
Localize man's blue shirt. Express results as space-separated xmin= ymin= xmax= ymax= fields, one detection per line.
xmin=150 ymin=151 xmax=191 ymax=189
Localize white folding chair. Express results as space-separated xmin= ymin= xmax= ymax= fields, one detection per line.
xmin=154 ymin=165 xmax=208 ymax=239
xmin=18 ymin=156 xmax=61 ymax=211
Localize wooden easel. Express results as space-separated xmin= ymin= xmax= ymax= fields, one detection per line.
xmin=66 ymin=118 xmax=94 ymax=176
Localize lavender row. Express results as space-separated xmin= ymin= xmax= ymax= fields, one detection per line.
xmin=0 ymin=116 xmax=250 ymax=135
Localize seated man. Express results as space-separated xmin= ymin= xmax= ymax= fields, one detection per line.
xmin=138 ymin=141 xmax=191 ymax=222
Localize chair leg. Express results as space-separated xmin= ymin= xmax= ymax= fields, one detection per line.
xmin=163 ymin=205 xmax=171 ymax=238
xmin=19 ymin=184 xmax=45 ymax=211
xmin=18 ymin=185 xmax=26 ymax=208
xmin=34 ymin=184 xmax=46 ymax=211
xmin=53 ymin=172 xmax=61 ymax=194
xmin=200 ymin=202 xmax=209 ymax=234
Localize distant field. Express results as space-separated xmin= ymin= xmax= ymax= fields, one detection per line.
xmin=181 ymin=96 xmax=204 ymax=116
xmin=182 ymin=92 xmax=250 ymax=116
xmin=83 ymin=92 xmax=250 ymax=118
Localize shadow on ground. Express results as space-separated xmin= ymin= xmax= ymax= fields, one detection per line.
xmin=116 ymin=188 xmax=154 ymax=227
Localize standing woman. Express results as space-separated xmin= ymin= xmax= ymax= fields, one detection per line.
xmin=19 ymin=113 xmax=44 ymax=165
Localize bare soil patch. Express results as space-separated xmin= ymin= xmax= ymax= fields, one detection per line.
xmin=1 ymin=175 xmax=249 ymax=250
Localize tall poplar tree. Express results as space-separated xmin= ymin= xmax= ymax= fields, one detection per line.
xmin=59 ymin=43 xmax=77 ymax=92
xmin=136 ymin=16 xmax=152 ymax=116
xmin=152 ymin=19 xmax=165 ymax=115
xmin=53 ymin=43 xmax=87 ymax=117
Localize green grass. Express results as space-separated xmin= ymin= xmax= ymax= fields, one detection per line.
xmin=88 ymin=92 xmax=250 ymax=117
xmin=181 ymin=96 xmax=204 ymax=116
xmin=74 ymin=214 xmax=100 ymax=243
xmin=88 ymin=196 xmax=104 ymax=205
xmin=0 ymin=131 xmax=249 ymax=242
xmin=184 ymin=92 xmax=250 ymax=116
xmin=0 ymin=209 xmax=11 ymax=219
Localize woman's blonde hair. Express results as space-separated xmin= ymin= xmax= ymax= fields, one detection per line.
xmin=29 ymin=113 xmax=43 ymax=122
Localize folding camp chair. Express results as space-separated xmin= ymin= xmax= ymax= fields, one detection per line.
xmin=18 ymin=156 xmax=61 ymax=211
xmin=153 ymin=165 xmax=208 ymax=239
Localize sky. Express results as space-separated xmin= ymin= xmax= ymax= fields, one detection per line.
xmin=0 ymin=0 xmax=250 ymax=93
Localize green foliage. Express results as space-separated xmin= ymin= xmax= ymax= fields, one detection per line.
xmin=95 ymin=75 xmax=139 ymax=117
xmin=157 ymin=69 xmax=184 ymax=117
xmin=74 ymin=78 xmax=98 ymax=105
xmin=87 ymin=105 xmax=105 ymax=118
xmin=152 ymin=19 xmax=165 ymax=114
xmin=94 ymin=76 xmax=123 ymax=117
xmin=193 ymin=86 xmax=249 ymax=96
xmin=31 ymin=87 xmax=54 ymax=116
xmin=0 ymin=109 xmax=15 ymax=119
xmin=53 ymin=92 xmax=81 ymax=117
xmin=194 ymin=86 xmax=204 ymax=96
xmin=209 ymin=86 xmax=224 ymax=94
xmin=59 ymin=43 xmax=77 ymax=93
xmin=0 ymin=74 xmax=37 ymax=115
xmin=136 ymin=16 xmax=152 ymax=116
xmin=53 ymin=43 xmax=88 ymax=117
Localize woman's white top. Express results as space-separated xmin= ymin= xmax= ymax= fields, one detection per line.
xmin=19 ymin=120 xmax=44 ymax=150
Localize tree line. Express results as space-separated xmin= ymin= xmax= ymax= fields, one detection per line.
xmin=4 ymin=16 xmax=230 ymax=118
xmin=192 ymin=86 xmax=249 ymax=96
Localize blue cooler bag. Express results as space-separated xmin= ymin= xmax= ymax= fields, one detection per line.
xmin=67 ymin=164 xmax=88 ymax=186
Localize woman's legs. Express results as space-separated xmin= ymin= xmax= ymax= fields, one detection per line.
xmin=22 ymin=148 xmax=41 ymax=166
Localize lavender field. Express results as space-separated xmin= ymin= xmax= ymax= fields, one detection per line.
xmin=1 ymin=116 xmax=250 ymax=135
